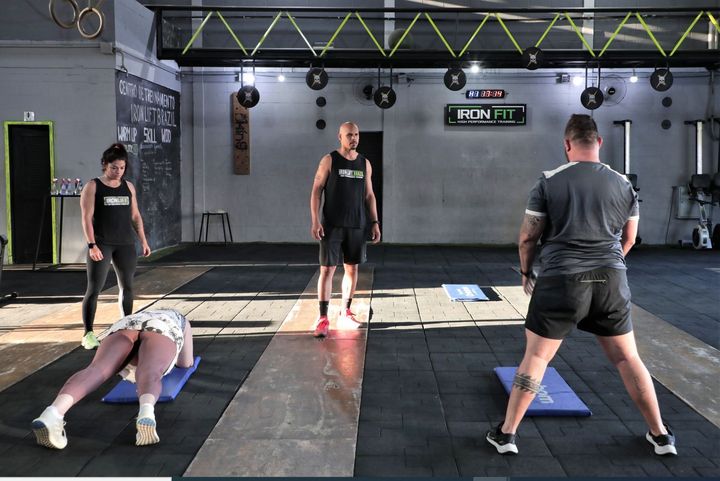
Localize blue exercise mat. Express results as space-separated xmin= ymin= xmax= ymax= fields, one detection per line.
xmin=102 ymin=356 xmax=201 ymax=404
xmin=494 ymin=366 xmax=592 ymax=416
xmin=442 ymin=284 xmax=489 ymax=302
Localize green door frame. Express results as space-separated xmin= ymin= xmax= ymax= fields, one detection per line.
xmin=3 ymin=121 xmax=57 ymax=265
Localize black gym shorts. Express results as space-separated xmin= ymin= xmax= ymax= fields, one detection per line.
xmin=319 ymin=226 xmax=367 ymax=266
xmin=525 ymin=267 xmax=633 ymax=339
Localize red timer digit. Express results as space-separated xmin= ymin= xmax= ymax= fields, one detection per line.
xmin=466 ymin=89 xmax=506 ymax=99
xmin=481 ymin=89 xmax=505 ymax=98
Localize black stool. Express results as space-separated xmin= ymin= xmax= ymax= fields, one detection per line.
xmin=198 ymin=211 xmax=233 ymax=245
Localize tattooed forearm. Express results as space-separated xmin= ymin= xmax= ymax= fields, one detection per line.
xmin=522 ymin=214 xmax=545 ymax=239
xmin=632 ymin=375 xmax=648 ymax=394
xmin=512 ymin=372 xmax=541 ymax=394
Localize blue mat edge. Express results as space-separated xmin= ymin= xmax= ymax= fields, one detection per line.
xmin=442 ymin=284 xmax=489 ymax=302
xmin=494 ymin=366 xmax=592 ymax=417
xmin=101 ymin=356 xmax=201 ymax=404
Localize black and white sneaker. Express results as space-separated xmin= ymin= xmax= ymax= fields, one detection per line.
xmin=486 ymin=422 xmax=518 ymax=454
xmin=646 ymin=424 xmax=677 ymax=455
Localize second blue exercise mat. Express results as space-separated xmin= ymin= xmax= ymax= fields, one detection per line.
xmin=102 ymin=356 xmax=201 ymax=404
xmin=494 ymin=366 xmax=591 ymax=416
xmin=442 ymin=284 xmax=489 ymax=301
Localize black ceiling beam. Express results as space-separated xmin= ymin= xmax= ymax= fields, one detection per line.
xmin=148 ymin=5 xmax=720 ymax=70
xmin=163 ymin=49 xmax=720 ymax=70
xmin=147 ymin=5 xmax=718 ymax=14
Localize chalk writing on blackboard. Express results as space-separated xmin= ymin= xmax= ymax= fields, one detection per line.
xmin=115 ymin=72 xmax=180 ymax=250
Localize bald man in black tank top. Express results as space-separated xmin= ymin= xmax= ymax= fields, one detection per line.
xmin=310 ymin=122 xmax=381 ymax=337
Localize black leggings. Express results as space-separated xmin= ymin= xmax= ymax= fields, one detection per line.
xmin=82 ymin=243 xmax=137 ymax=332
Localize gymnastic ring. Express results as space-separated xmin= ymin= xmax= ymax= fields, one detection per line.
xmin=49 ymin=0 xmax=79 ymax=29
xmin=77 ymin=6 xmax=104 ymax=39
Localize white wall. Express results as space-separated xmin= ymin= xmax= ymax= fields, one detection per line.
xmin=0 ymin=46 xmax=117 ymax=263
xmin=2 ymin=1 xmax=718 ymax=256
xmin=0 ymin=0 xmax=181 ymax=263
xmin=186 ymin=68 xmax=719 ymax=245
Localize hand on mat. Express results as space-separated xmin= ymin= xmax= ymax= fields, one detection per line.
xmin=311 ymin=222 xmax=324 ymax=240
xmin=522 ymin=274 xmax=535 ymax=296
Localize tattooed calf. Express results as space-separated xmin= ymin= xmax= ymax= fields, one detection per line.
xmin=513 ymin=372 xmax=541 ymax=394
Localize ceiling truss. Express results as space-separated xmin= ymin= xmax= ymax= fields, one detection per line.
xmin=147 ymin=5 xmax=720 ymax=69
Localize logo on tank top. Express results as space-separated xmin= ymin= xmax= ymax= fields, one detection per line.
xmin=338 ymin=169 xmax=364 ymax=179
xmin=103 ymin=196 xmax=130 ymax=206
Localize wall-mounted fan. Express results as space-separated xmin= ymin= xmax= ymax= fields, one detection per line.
xmin=602 ymin=75 xmax=627 ymax=106
xmin=352 ymin=76 xmax=376 ymax=106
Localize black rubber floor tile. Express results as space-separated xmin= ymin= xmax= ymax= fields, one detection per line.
xmin=445 ymin=420 xmax=488 ymax=438
xmin=455 ymin=453 xmax=510 ymax=477
xmin=509 ymin=436 xmax=553 ymax=456
xmin=405 ymin=452 xmax=461 ymax=477
xmin=505 ymin=456 xmax=566 ymax=476
xmin=667 ymin=460 xmax=714 ymax=477
xmin=357 ymin=421 xmax=383 ymax=438
xmin=401 ymin=418 xmax=450 ymax=437
xmin=696 ymin=466 xmax=720 ymax=477
xmin=557 ymin=454 xmax=647 ymax=476
xmin=436 ymin=372 xmax=499 ymax=395
xmin=354 ymin=455 xmax=433 ymax=477
xmin=5 ymin=245 xmax=720 ymax=476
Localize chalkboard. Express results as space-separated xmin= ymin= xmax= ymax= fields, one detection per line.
xmin=115 ymin=72 xmax=181 ymax=250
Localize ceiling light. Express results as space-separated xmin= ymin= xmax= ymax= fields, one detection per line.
xmin=277 ymin=73 xmax=286 ymax=82
xmin=469 ymin=63 xmax=480 ymax=74
xmin=572 ymin=75 xmax=584 ymax=86
xmin=630 ymin=69 xmax=638 ymax=83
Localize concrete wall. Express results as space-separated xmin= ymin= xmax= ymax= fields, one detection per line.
xmin=1 ymin=0 xmax=718 ymax=262
xmin=0 ymin=0 xmax=180 ymax=263
xmin=0 ymin=46 xmax=117 ymax=263
xmin=187 ymin=68 xmax=719 ymax=245
xmin=1 ymin=0 xmax=115 ymax=42
xmin=186 ymin=70 xmax=382 ymax=242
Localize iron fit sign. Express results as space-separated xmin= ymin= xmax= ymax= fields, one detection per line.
xmin=445 ymin=104 xmax=526 ymax=126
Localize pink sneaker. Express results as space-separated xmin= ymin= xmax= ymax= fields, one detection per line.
xmin=338 ymin=309 xmax=366 ymax=329
xmin=313 ymin=316 xmax=330 ymax=338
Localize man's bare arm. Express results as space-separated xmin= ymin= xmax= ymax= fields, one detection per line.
xmin=518 ymin=213 xmax=546 ymax=275
xmin=310 ymin=155 xmax=331 ymax=239
xmin=621 ymin=218 xmax=638 ymax=257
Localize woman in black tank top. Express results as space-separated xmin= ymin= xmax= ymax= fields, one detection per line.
xmin=79 ymin=143 xmax=151 ymax=350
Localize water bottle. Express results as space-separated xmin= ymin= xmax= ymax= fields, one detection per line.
xmin=75 ymin=178 xmax=83 ymax=195
xmin=50 ymin=178 xmax=58 ymax=195
xmin=60 ymin=178 xmax=68 ymax=196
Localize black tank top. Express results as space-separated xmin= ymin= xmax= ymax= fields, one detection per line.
xmin=322 ymin=151 xmax=367 ymax=228
xmin=92 ymin=178 xmax=135 ymax=245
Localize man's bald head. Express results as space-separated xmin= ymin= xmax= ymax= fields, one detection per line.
xmin=339 ymin=122 xmax=359 ymax=134
xmin=338 ymin=122 xmax=360 ymax=151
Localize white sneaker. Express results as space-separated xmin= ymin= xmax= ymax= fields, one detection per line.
xmin=136 ymin=417 xmax=160 ymax=446
xmin=338 ymin=309 xmax=366 ymax=329
xmin=31 ymin=409 xmax=68 ymax=449
xmin=646 ymin=424 xmax=677 ymax=456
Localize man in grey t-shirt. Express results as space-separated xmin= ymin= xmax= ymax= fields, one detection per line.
xmin=486 ymin=114 xmax=676 ymax=457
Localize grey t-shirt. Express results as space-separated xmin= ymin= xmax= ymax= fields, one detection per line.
xmin=526 ymin=161 xmax=639 ymax=276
